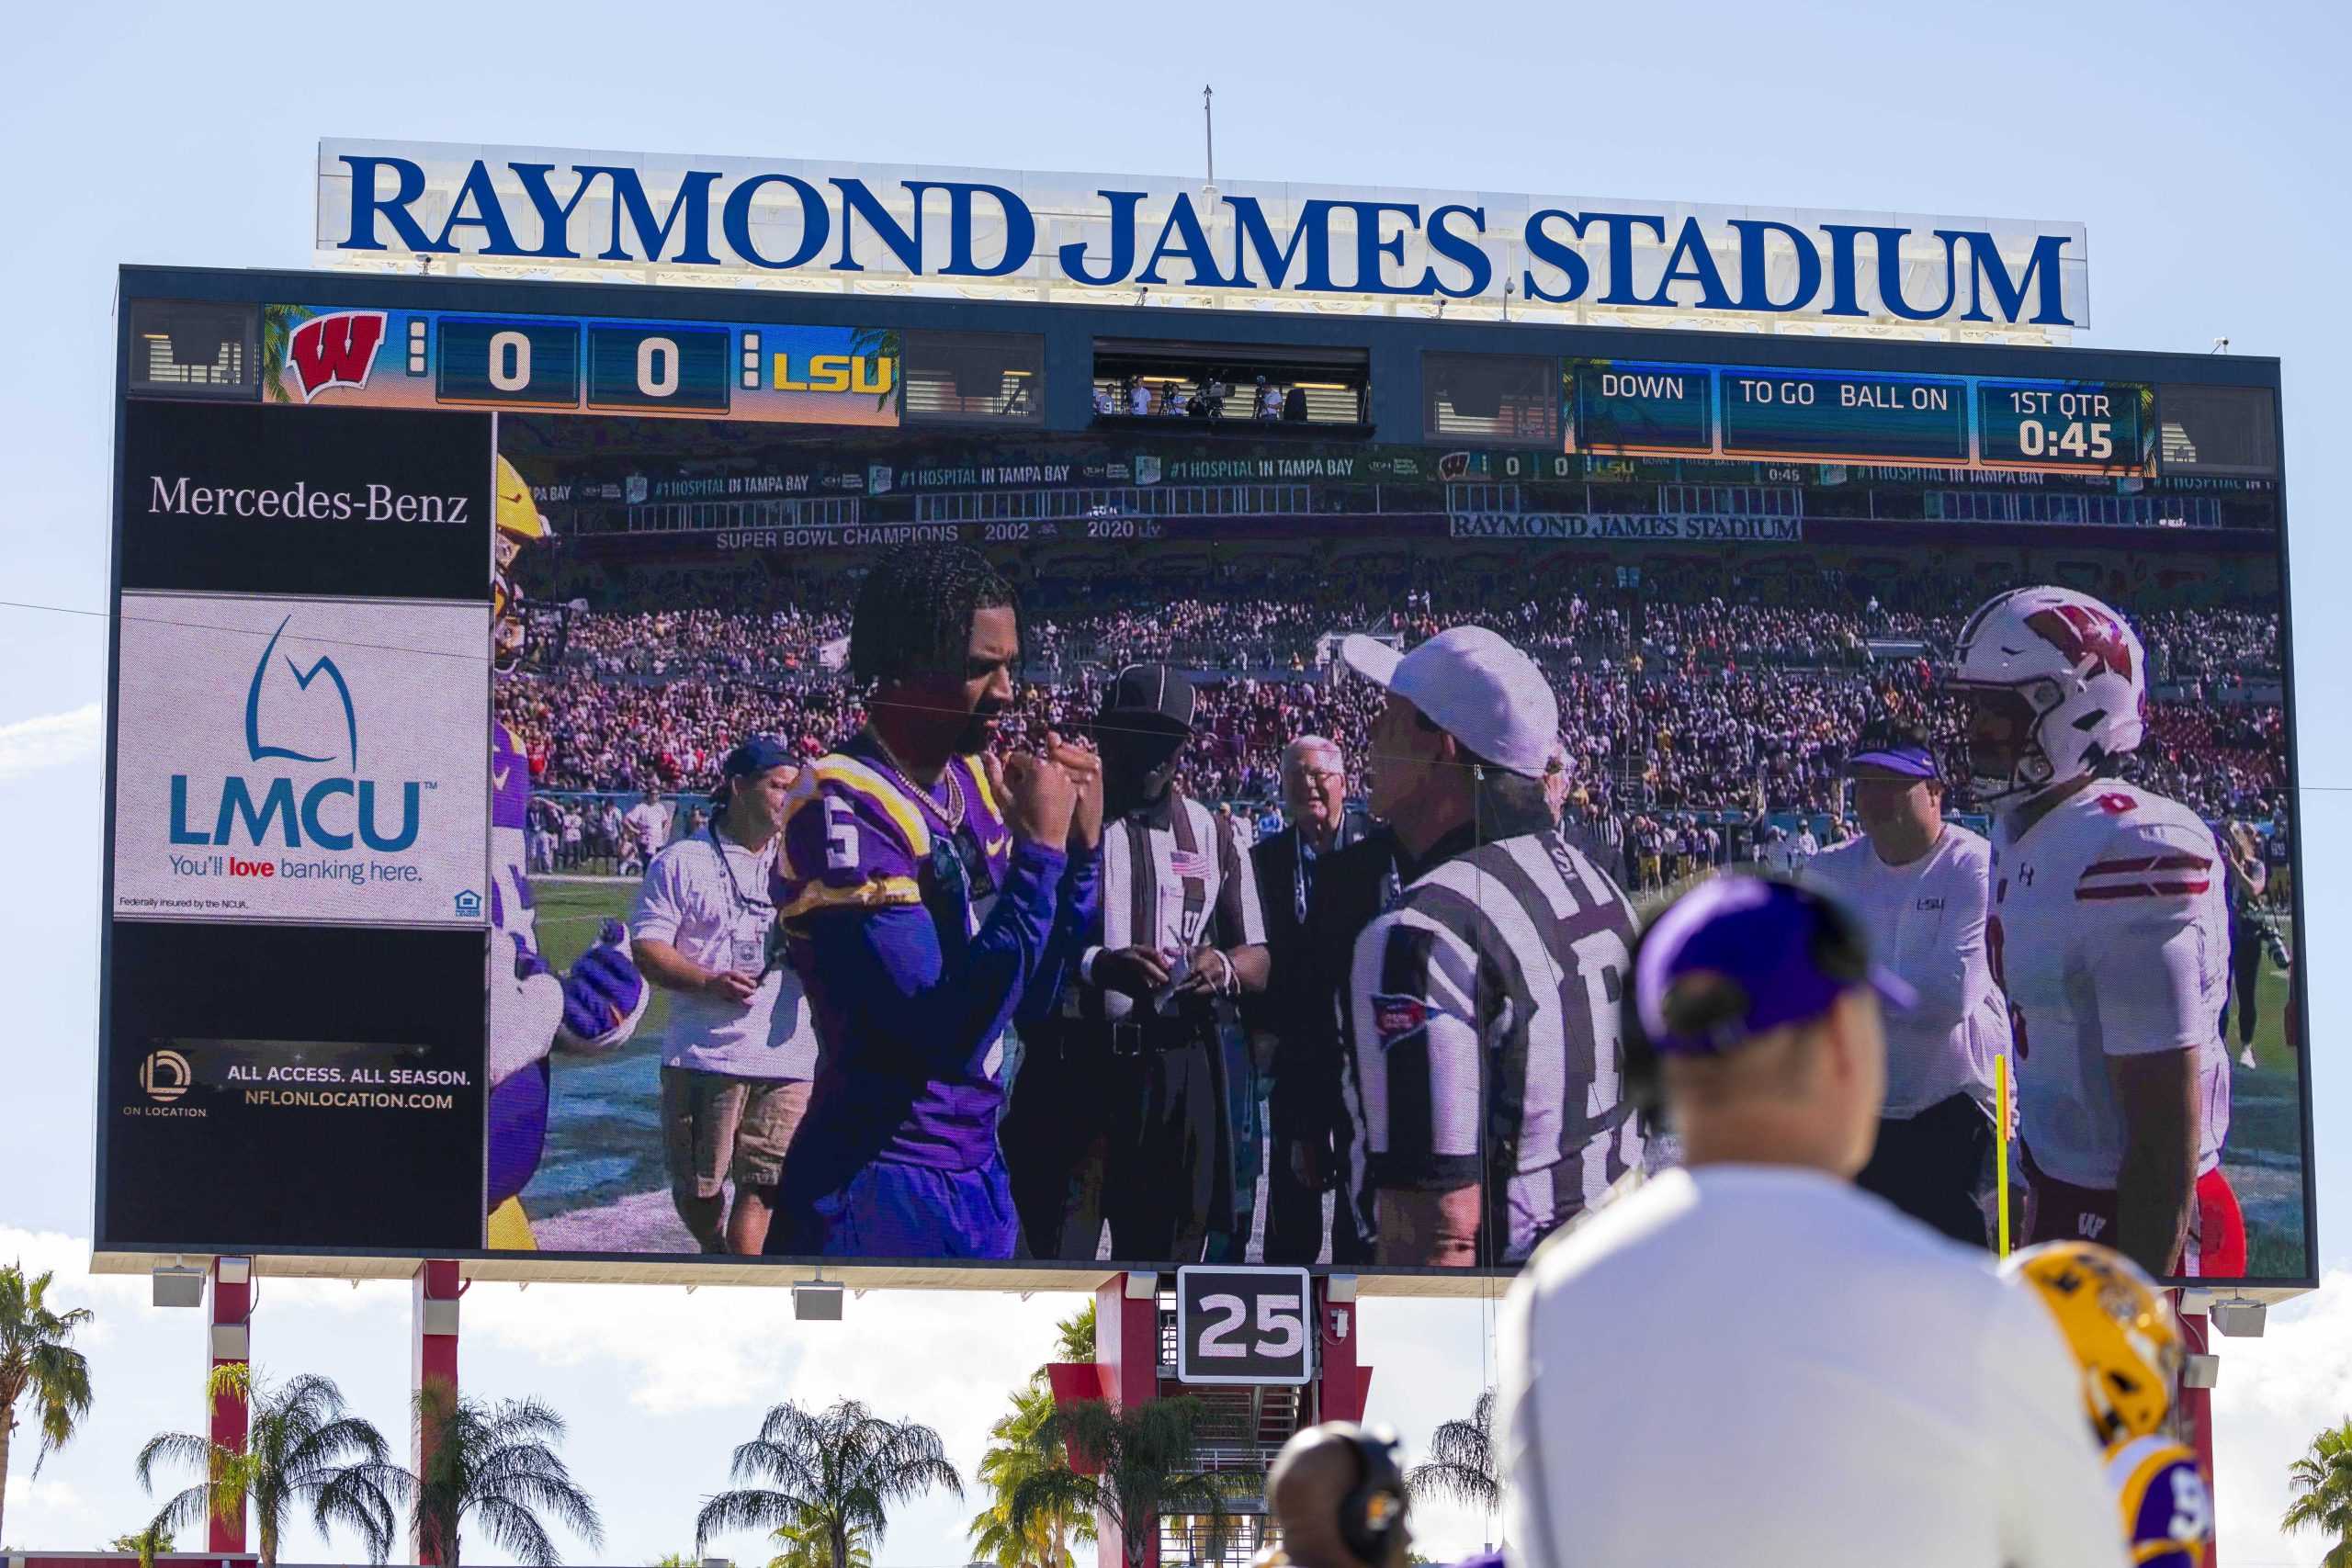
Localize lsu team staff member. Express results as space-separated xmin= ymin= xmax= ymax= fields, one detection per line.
xmin=1799 ymin=719 xmax=2007 ymax=1245
xmin=1950 ymin=585 xmax=2239 ymax=1278
xmin=2005 ymin=1241 xmax=2213 ymax=1567
xmin=1007 ymin=665 xmax=1268 ymax=1262
xmin=764 ymin=547 xmax=1102 ymax=1260
xmin=628 ymin=738 xmax=816 ymax=1255
xmin=1338 ymin=626 xmax=1642 ymax=1267
xmin=1250 ymin=736 xmax=1379 ymax=1265
xmin=1499 ymin=876 xmax=2122 ymax=1568
xmin=484 ymin=455 xmax=647 ymax=1249
xmin=1250 ymin=1424 xmax=1415 ymax=1568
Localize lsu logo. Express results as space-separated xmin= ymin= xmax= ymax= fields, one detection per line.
xmin=286 ymin=311 xmax=387 ymax=401
xmin=2076 ymin=1212 xmax=2109 ymax=1240
xmin=2025 ymin=603 xmax=2135 ymax=681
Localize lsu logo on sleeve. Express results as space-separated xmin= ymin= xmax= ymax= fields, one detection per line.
xmin=286 ymin=310 xmax=388 ymax=401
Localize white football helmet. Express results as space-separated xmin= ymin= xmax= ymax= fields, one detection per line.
xmin=1949 ymin=585 xmax=2147 ymax=805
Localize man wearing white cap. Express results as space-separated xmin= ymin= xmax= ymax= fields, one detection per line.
xmin=1338 ymin=626 xmax=1645 ymax=1267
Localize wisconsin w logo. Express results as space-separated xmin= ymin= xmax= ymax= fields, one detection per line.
xmin=2025 ymin=603 xmax=2135 ymax=682
xmin=286 ymin=311 xmax=386 ymax=401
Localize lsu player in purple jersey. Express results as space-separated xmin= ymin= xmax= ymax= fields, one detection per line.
xmin=764 ymin=546 xmax=1101 ymax=1260
xmin=485 ymin=455 xmax=648 ymax=1249
xmin=2006 ymin=1240 xmax=2212 ymax=1567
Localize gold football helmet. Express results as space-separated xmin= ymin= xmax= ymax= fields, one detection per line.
xmin=2002 ymin=1240 xmax=2183 ymax=1444
xmin=493 ymin=454 xmax=551 ymax=671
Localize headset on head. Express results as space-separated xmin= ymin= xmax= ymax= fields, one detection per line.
xmin=1335 ymin=1424 xmax=1408 ymax=1565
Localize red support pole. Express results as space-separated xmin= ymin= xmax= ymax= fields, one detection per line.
xmin=412 ymin=1260 xmax=463 ymax=1566
xmin=1087 ymin=1272 xmax=1164 ymax=1568
xmin=205 ymin=1258 xmax=252 ymax=1555
xmin=2179 ymin=1309 xmax=2219 ymax=1568
xmin=1313 ymin=1278 xmax=1372 ymax=1425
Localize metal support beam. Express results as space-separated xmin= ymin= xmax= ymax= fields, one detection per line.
xmin=206 ymin=1258 xmax=253 ymax=1554
xmin=413 ymin=1260 xmax=463 ymax=1565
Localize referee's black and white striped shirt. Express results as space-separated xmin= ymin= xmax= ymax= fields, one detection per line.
xmin=1344 ymin=826 xmax=1644 ymax=1262
xmin=1067 ymin=789 xmax=1269 ymax=1021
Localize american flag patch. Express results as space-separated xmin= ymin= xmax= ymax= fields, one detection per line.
xmin=1372 ymin=993 xmax=1428 ymax=1049
xmin=1170 ymin=849 xmax=1214 ymax=879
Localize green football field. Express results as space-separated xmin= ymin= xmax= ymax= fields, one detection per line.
xmin=525 ymin=873 xmax=2310 ymax=1274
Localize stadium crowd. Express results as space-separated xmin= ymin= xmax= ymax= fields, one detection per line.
xmin=495 ymin=557 xmax=2290 ymax=844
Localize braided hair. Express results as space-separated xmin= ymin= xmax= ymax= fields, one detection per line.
xmin=849 ymin=546 xmax=1018 ymax=689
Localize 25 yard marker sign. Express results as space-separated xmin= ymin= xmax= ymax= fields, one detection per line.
xmin=1175 ymin=1266 xmax=1314 ymax=1386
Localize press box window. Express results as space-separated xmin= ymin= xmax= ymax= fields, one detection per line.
xmin=2157 ymin=384 xmax=2278 ymax=477
xmin=128 ymin=300 xmax=259 ymax=398
xmin=1423 ymin=352 xmax=1559 ymax=445
xmin=1091 ymin=338 xmax=1371 ymax=432
xmin=901 ymin=331 xmax=1044 ymax=424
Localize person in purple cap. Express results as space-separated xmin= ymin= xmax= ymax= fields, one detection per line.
xmin=1496 ymin=876 xmax=2123 ymax=1568
xmin=1798 ymin=717 xmax=2007 ymax=1247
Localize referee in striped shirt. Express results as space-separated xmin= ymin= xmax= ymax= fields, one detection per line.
xmin=1340 ymin=626 xmax=1644 ymax=1267
xmin=1006 ymin=663 xmax=1271 ymax=1261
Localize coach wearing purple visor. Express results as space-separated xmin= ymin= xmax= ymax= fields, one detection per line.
xmin=1800 ymin=718 xmax=2007 ymax=1247
xmin=1496 ymin=876 xmax=2122 ymax=1568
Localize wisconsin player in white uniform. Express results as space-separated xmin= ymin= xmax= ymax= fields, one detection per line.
xmin=485 ymin=456 xmax=648 ymax=1249
xmin=1950 ymin=585 xmax=2240 ymax=1279
xmin=2005 ymin=1240 xmax=2212 ymax=1567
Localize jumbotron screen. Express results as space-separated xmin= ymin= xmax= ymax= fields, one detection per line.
xmin=98 ymin=272 xmax=2311 ymax=1288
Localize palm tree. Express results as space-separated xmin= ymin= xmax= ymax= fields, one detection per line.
xmin=1008 ymin=1398 xmax=1234 ymax=1568
xmin=2283 ymin=1417 xmax=2352 ymax=1566
xmin=1050 ymin=1303 xmax=1095 ymax=1367
xmin=137 ymin=1365 xmax=403 ymax=1568
xmin=769 ymin=1510 xmax=874 ymax=1568
xmin=257 ymin=305 xmax=309 ymax=402
xmin=413 ymin=1380 xmax=603 ymax=1567
xmin=108 ymin=1524 xmax=174 ymax=1568
xmin=695 ymin=1399 xmax=961 ymax=1568
xmin=967 ymin=1381 xmax=1093 ymax=1568
xmin=0 ymin=1262 xmax=94 ymax=1549
xmin=1407 ymin=1388 xmax=1498 ymax=1513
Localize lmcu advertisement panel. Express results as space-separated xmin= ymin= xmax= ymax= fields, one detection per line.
xmin=104 ymin=282 xmax=2308 ymax=1289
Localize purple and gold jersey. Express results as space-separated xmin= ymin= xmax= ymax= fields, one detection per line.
xmin=772 ymin=733 xmax=1043 ymax=1199
xmin=2106 ymin=1435 xmax=2211 ymax=1567
xmin=775 ymin=742 xmax=1012 ymax=939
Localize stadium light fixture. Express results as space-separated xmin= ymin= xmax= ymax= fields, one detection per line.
xmin=793 ymin=1280 xmax=844 ymax=1322
xmin=2179 ymin=1352 xmax=2221 ymax=1389
xmin=153 ymin=1258 xmax=206 ymax=1309
xmin=2211 ymin=1297 xmax=2267 ymax=1338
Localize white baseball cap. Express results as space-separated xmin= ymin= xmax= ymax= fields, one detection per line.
xmin=1340 ymin=626 xmax=1560 ymax=778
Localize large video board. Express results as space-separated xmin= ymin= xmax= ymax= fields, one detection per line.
xmin=101 ymin=276 xmax=2309 ymax=1290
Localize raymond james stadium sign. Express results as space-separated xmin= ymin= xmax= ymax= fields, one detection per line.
xmin=317 ymin=140 xmax=2089 ymax=333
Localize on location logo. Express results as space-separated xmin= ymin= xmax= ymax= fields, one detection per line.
xmin=141 ymin=1048 xmax=193 ymax=1103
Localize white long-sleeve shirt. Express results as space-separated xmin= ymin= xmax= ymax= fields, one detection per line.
xmin=1498 ymin=1166 xmax=2126 ymax=1568
xmin=1801 ymin=824 xmax=2007 ymax=1117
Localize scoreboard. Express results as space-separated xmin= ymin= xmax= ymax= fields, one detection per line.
xmin=277 ymin=304 xmax=898 ymax=428
xmin=1569 ymin=358 xmax=2152 ymax=475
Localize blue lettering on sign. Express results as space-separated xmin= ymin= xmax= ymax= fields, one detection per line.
xmin=166 ymin=614 xmax=426 ymax=854
xmin=331 ymin=155 xmax=2083 ymax=326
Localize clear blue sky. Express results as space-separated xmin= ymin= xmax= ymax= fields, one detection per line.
xmin=3 ymin=1 xmax=2349 ymax=1563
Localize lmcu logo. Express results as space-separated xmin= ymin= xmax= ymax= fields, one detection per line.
xmin=286 ymin=310 xmax=387 ymax=400
xmin=168 ymin=615 xmax=422 ymax=852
